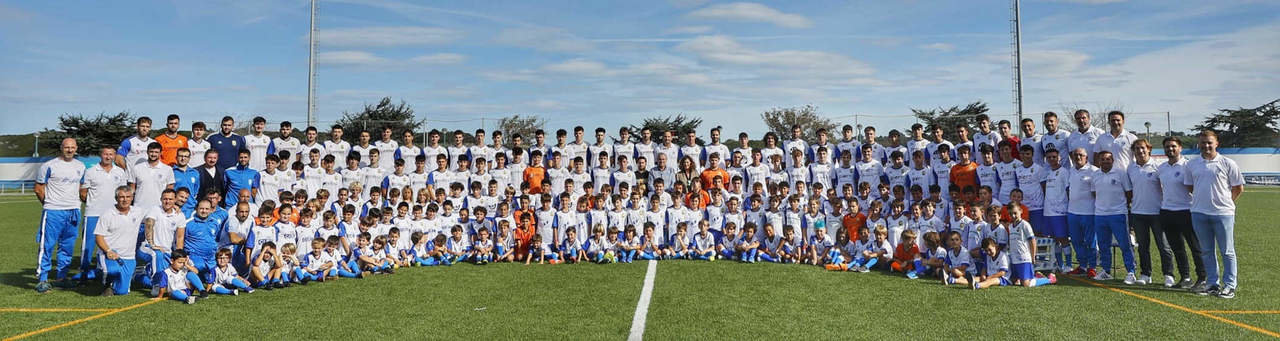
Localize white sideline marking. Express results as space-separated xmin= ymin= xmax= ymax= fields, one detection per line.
xmin=628 ymin=260 xmax=657 ymax=341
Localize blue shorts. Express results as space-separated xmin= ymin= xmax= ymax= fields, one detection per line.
xmin=1029 ymin=210 xmax=1045 ymax=235
xmin=1009 ymin=262 xmax=1035 ymax=281
xmin=1043 ymin=215 xmax=1068 ymax=238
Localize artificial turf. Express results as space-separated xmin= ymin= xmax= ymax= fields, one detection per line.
xmin=1 ymin=189 xmax=1278 ymax=340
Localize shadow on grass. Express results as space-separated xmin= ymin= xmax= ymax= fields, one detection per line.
xmin=1 ymin=267 xmax=130 ymax=296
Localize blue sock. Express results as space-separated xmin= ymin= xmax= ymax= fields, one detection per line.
xmin=865 ymin=258 xmax=878 ymax=269
xmin=1033 ymin=277 xmax=1052 ymax=287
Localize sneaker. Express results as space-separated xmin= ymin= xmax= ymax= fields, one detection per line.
xmin=1164 ymin=275 xmax=1176 ymax=288
xmin=1217 ymin=287 xmax=1236 ymax=299
xmin=971 ymin=280 xmax=980 ymax=290
xmin=1068 ymin=267 xmax=1086 ymax=276
xmin=1136 ymin=275 xmax=1150 ymax=285
xmin=942 ymin=271 xmax=952 ymax=285
xmin=1123 ymin=272 xmax=1136 ymax=285
xmin=1193 ymin=279 xmax=1207 ymax=290
xmin=232 ymin=289 xmax=239 ymax=296
xmin=1034 ymin=272 xmax=1046 ymax=279
xmin=1048 ymin=273 xmax=1058 ymax=284
xmin=1178 ymin=277 xmax=1194 ymax=289
xmin=1196 ymin=285 xmax=1219 ymax=296
xmin=261 ymin=284 xmax=274 ymax=291
xmin=101 ymin=289 xmax=115 ymax=297
xmin=1093 ymin=271 xmax=1114 ymax=281
xmin=53 ymin=279 xmax=80 ymax=289
xmin=185 ymin=296 xmax=197 ymax=304
xmin=385 ymin=268 xmax=395 ymax=274
xmin=245 ymin=288 xmax=255 ymax=294
xmin=34 ymin=281 xmax=52 ymax=294
xmin=1060 ymin=265 xmax=1073 ymax=274
xmin=906 ymin=271 xmax=918 ymax=279
xmin=859 ymin=266 xmax=871 ymax=273
xmin=198 ymin=290 xmax=209 ymax=299
xmin=1086 ymin=268 xmax=1098 ymax=279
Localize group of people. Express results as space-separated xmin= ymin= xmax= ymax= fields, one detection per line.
xmin=32 ymin=109 xmax=1244 ymax=303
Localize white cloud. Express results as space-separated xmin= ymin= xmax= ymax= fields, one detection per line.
xmin=542 ymin=59 xmax=610 ymax=75
xmin=494 ymin=27 xmax=592 ymax=52
xmin=316 ymin=26 xmax=461 ymax=47
xmin=919 ymin=43 xmax=955 ymax=52
xmin=687 ymin=3 xmax=812 ymax=29
xmin=317 ymin=51 xmax=388 ymax=66
xmin=409 ymin=53 xmax=467 ymax=64
xmin=676 ymin=35 xmax=874 ymax=77
xmin=664 ymin=25 xmax=714 ymax=35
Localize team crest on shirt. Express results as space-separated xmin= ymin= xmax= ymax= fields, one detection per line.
xmin=1175 ymin=171 xmax=1180 ymax=177
xmin=1111 ymin=178 xmax=1117 ymax=184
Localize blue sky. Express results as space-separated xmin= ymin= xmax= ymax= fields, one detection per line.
xmin=1 ymin=0 xmax=1277 ymax=135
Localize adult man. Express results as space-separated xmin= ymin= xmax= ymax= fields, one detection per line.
xmin=182 ymin=199 xmax=224 ymax=288
xmin=1157 ymin=137 xmax=1205 ymax=289
xmin=1065 ymin=147 xmax=1098 ymax=278
xmin=299 ymin=126 xmax=326 ymax=166
xmin=1091 ymin=151 xmax=1135 ymax=283
xmin=154 ymin=114 xmax=188 ymax=166
xmin=1019 ymin=118 xmax=1044 ymax=167
xmin=421 ymin=130 xmax=446 ymax=173
xmin=187 ymin=121 xmax=211 ymax=169
xmin=1066 ymin=110 xmax=1104 ymax=165
xmin=1095 ymin=111 xmax=1138 ymax=171
xmin=324 ymin=124 xmax=351 ymax=166
xmin=1127 ymin=140 xmax=1168 ymax=286
xmin=1185 ymin=130 xmax=1244 ymax=298
xmin=76 ymin=147 xmax=129 ymax=282
xmin=197 ymin=150 xmax=224 ymax=201
xmin=374 ymin=127 xmax=400 ymax=172
xmin=1040 ymin=112 xmax=1071 ymax=168
xmin=171 ymin=148 xmax=201 ymax=213
xmin=395 ymin=130 xmax=423 ymax=168
xmin=679 ymin=131 xmax=704 ymax=170
xmin=34 ymin=138 xmax=86 ymax=292
xmin=223 ymin=150 xmax=261 ymax=208
xmin=94 ymin=186 xmax=143 ymax=296
xmin=207 ymin=116 xmax=246 ymax=171
xmin=705 ymin=127 xmax=731 ymax=170
xmin=116 ymin=116 xmax=154 ymax=169
xmin=272 ymin=121 xmax=302 ymax=166
xmin=129 ymin=142 xmax=175 ymax=210
xmin=140 ymin=189 xmax=185 ymax=288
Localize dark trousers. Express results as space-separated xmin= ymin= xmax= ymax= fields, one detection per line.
xmin=1131 ymin=213 xmax=1172 ymax=277
xmin=1159 ymin=209 xmax=1206 ymax=280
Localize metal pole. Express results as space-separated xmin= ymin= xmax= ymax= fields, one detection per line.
xmin=1013 ymin=0 xmax=1024 ymax=122
xmin=1166 ymin=111 xmax=1172 ymax=136
xmin=32 ymin=133 xmax=39 ymax=157
xmin=306 ymin=0 xmax=317 ymax=128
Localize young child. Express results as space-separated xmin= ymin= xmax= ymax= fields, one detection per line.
xmin=919 ymin=232 xmax=947 ymax=279
xmin=152 ymin=250 xmax=208 ymax=304
xmin=249 ymin=241 xmax=283 ymax=289
xmin=941 ymin=231 xmax=973 ymax=286
xmin=300 ymin=239 xmax=334 ymax=283
xmin=444 ymin=226 xmax=471 ymax=264
xmin=210 ymin=248 xmax=254 ymax=295
xmin=587 ymin=226 xmax=616 ymax=263
xmin=736 ymin=223 xmax=761 ymax=263
xmin=639 ymin=224 xmax=662 ymax=261
xmin=780 ymin=225 xmax=803 ymax=264
xmin=666 ymin=223 xmax=691 ymax=260
xmin=757 ymin=224 xmax=783 ymax=263
xmin=851 ymin=225 xmax=892 ymax=272
xmin=326 ymin=236 xmax=360 ymax=278
xmin=495 ymin=221 xmax=516 ymax=262
xmin=825 ymin=230 xmax=856 ymax=271
xmin=891 ymin=230 xmax=923 ymax=279
xmin=356 ymin=234 xmax=395 ymax=274
xmin=970 ymin=238 xmax=1010 ymax=290
xmin=472 ymin=227 xmax=495 ymax=264
xmin=618 ymin=226 xmax=642 ymax=263
xmin=1006 ymin=203 xmax=1056 ymax=287
xmin=561 ymin=227 xmax=586 ymax=264
xmin=716 ymin=223 xmax=740 ymax=260
xmin=806 ymin=226 xmax=833 ymax=266
xmin=278 ymin=243 xmax=305 ymax=284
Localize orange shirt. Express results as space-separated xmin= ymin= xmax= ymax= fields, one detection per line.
xmin=514 ymin=224 xmax=535 ymax=255
xmin=523 ymin=166 xmax=547 ymax=194
xmin=684 ymin=190 xmax=710 ymax=209
xmin=699 ymin=168 xmax=729 ymax=191
xmin=999 ymin=203 xmax=1030 ymax=223
xmin=893 ymin=243 xmax=920 ymax=262
xmin=155 ymin=133 xmax=189 ymax=166
xmin=842 ymin=213 xmax=866 ymax=236
xmin=949 ymin=162 xmax=978 ymax=192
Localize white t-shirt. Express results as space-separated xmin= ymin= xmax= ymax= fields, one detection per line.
xmin=1183 ymin=154 xmax=1244 ymax=216
xmin=245 ymin=134 xmax=274 ymax=170
xmin=273 ymin=136 xmax=302 ymax=164
xmin=187 ymin=139 xmax=211 ymax=168
xmin=1094 ymin=131 xmax=1139 ymax=171
xmin=375 ymin=140 xmax=400 ymax=171
xmin=1126 ymin=161 xmax=1162 ymax=215
xmin=81 ymin=163 xmax=128 ymax=216
xmin=38 ymin=158 xmax=86 ymax=211
xmin=1091 ymin=167 xmax=1131 ymax=216
xmin=1006 ymin=220 xmax=1035 ymax=264
xmin=1066 ymin=127 xmax=1104 ymax=164
xmin=1157 ymin=157 xmax=1192 ymax=211
xmin=95 ymin=207 xmax=145 ymax=260
xmin=118 ymin=135 xmax=154 ymax=167
xmin=145 ymin=206 xmax=186 ymax=253
xmin=129 ymin=161 xmax=175 ymax=210
xmin=324 ymin=140 xmax=352 ymax=164
xmin=1066 ymin=165 xmax=1097 ymax=216
xmin=1013 ymin=163 xmax=1047 ymax=210
xmin=1042 ymin=166 xmax=1070 ymax=217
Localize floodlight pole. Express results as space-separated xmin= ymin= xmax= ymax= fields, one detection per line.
xmin=306 ymin=0 xmax=317 ymax=127
xmin=1012 ymin=0 xmax=1024 ymax=123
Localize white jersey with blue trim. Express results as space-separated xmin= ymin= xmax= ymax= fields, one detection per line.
xmin=118 ymin=135 xmax=154 ymax=167
xmin=985 ymin=251 xmax=1010 ymax=279
xmin=244 ymin=134 xmax=274 ymax=171
xmin=81 ymin=163 xmax=128 ymax=216
xmin=38 ymin=158 xmax=86 ymax=210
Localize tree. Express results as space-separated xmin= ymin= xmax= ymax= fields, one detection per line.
xmin=497 ymin=114 xmax=546 ymax=147
xmin=761 ymin=105 xmax=838 ymax=140
xmin=40 ymin=112 xmax=135 ymax=156
xmin=334 ymin=97 xmax=424 ymax=143
xmin=911 ymin=101 xmax=989 ymax=141
xmin=627 ymin=114 xmax=703 ymax=144
xmin=1193 ymin=99 xmax=1280 ymax=148
xmin=1056 ymin=101 xmax=1125 ymax=131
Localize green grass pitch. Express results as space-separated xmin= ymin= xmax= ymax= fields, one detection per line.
xmin=2 ymin=188 xmax=1279 ymax=340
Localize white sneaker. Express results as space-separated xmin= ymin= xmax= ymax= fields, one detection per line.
xmin=1136 ymin=275 xmax=1151 ymax=285
xmin=1093 ymin=271 xmax=1114 ymax=281
xmin=185 ymin=296 xmax=197 ymax=304
xmin=1124 ymin=272 xmax=1137 ymax=285
xmin=1164 ymin=275 xmax=1176 ymax=288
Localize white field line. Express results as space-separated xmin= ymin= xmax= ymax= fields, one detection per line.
xmin=628 ymin=260 xmax=657 ymax=341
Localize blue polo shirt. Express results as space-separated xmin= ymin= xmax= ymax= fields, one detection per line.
xmin=183 ymin=213 xmax=223 ymax=260
xmin=173 ymin=166 xmax=202 ymax=213
xmin=222 ymin=164 xmax=260 ymax=208
xmin=207 ymin=132 xmax=246 ymax=170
